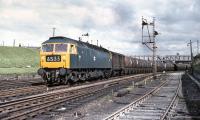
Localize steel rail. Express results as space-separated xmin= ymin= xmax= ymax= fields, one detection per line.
xmin=104 ymin=79 xmax=168 ymax=120
xmin=0 ymin=73 xmax=151 ymax=120
xmin=0 ymin=74 xmax=146 ymax=105
xmin=0 ymin=74 xmax=150 ymax=101
xmin=160 ymin=75 xmax=181 ymax=120
xmin=0 ymin=85 xmax=45 ymax=97
xmin=3 ymin=85 xmax=106 ymax=120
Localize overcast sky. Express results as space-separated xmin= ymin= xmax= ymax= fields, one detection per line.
xmin=0 ymin=0 xmax=200 ymax=56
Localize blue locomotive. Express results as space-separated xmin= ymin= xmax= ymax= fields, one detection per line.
xmin=37 ymin=36 xmax=172 ymax=85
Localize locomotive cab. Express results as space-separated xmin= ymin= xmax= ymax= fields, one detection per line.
xmin=39 ymin=43 xmax=77 ymax=68
xmin=40 ymin=43 xmax=70 ymax=68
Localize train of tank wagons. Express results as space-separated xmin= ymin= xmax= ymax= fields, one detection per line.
xmin=37 ymin=36 xmax=187 ymax=85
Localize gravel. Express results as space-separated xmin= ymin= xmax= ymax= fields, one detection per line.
xmin=41 ymin=74 xmax=165 ymax=120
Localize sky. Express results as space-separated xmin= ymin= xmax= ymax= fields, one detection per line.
xmin=0 ymin=0 xmax=200 ymax=56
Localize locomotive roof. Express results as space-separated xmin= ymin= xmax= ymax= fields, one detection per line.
xmin=42 ymin=36 xmax=109 ymax=52
xmin=42 ymin=36 xmax=76 ymax=44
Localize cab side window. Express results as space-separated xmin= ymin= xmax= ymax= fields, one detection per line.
xmin=69 ymin=44 xmax=77 ymax=54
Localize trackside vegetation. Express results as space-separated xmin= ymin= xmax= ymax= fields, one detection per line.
xmin=0 ymin=46 xmax=39 ymax=74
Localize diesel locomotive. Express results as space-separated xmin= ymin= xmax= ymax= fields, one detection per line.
xmin=38 ymin=36 xmax=173 ymax=85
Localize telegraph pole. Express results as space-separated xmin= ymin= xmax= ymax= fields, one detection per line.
xmin=197 ymin=40 xmax=199 ymax=55
xmin=52 ymin=27 xmax=56 ymax=37
xmin=152 ymin=17 xmax=157 ymax=79
xmin=188 ymin=40 xmax=193 ymax=74
xmin=13 ymin=39 xmax=15 ymax=47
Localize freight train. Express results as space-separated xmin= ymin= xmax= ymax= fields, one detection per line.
xmin=38 ymin=36 xmax=175 ymax=85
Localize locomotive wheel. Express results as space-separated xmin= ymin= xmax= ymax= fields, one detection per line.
xmin=70 ymin=72 xmax=79 ymax=82
xmin=79 ymin=73 xmax=86 ymax=81
xmin=63 ymin=75 xmax=69 ymax=85
xmin=104 ymin=71 xmax=111 ymax=79
xmin=99 ymin=73 xmax=104 ymax=79
xmin=85 ymin=73 xmax=90 ymax=80
xmin=47 ymin=80 xmax=53 ymax=86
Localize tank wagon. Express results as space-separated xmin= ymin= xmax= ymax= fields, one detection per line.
xmin=174 ymin=63 xmax=189 ymax=71
xmin=38 ymin=36 xmax=174 ymax=85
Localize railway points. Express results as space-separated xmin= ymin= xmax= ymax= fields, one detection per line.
xmin=0 ymin=73 xmax=151 ymax=120
xmin=0 ymin=74 xmax=149 ymax=102
xmin=104 ymin=72 xmax=182 ymax=120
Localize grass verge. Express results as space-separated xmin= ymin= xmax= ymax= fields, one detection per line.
xmin=0 ymin=67 xmax=38 ymax=74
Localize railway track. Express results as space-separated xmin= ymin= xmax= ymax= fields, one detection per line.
xmin=104 ymin=72 xmax=182 ymax=120
xmin=169 ymin=98 xmax=200 ymax=119
xmin=0 ymin=78 xmax=44 ymax=90
xmin=0 ymin=85 xmax=46 ymax=102
xmin=167 ymin=73 xmax=200 ymax=120
xmin=0 ymin=74 xmax=152 ymax=102
xmin=0 ymin=74 xmax=150 ymax=120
